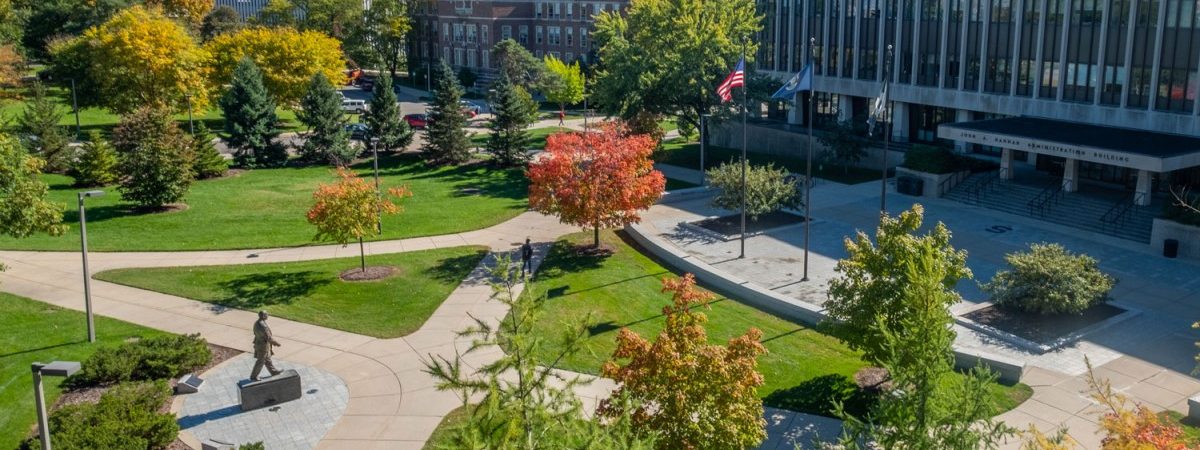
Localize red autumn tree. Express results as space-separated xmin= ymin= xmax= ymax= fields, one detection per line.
xmin=307 ymin=168 xmax=411 ymax=273
xmin=527 ymin=123 xmax=666 ymax=247
xmin=598 ymin=274 xmax=768 ymax=450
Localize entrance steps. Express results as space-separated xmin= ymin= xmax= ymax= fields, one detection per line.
xmin=944 ymin=172 xmax=1156 ymax=243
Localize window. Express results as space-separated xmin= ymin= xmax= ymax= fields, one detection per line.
xmin=519 ymin=25 xmax=529 ymax=44
xmin=502 ymin=25 xmax=512 ymax=41
xmin=536 ymin=49 xmax=543 ymax=57
xmin=468 ymin=50 xmax=476 ymax=68
xmin=481 ymin=25 xmax=489 ymax=45
xmin=548 ymin=26 xmax=561 ymax=45
xmin=453 ymin=24 xmax=463 ymax=42
xmin=482 ymin=50 xmax=490 ymax=69
xmin=566 ymin=52 xmax=574 ymax=61
xmin=580 ymin=28 xmax=588 ymax=48
xmin=567 ymin=2 xmax=573 ymax=19
xmin=454 ymin=48 xmax=464 ymax=66
xmin=466 ymin=24 xmax=476 ymax=43
xmin=536 ymin=26 xmax=544 ymax=44
xmin=442 ymin=23 xmax=449 ymax=41
xmin=443 ymin=47 xmax=450 ymax=63
xmin=566 ymin=27 xmax=573 ymax=46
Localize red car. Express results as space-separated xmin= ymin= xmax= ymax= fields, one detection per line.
xmin=404 ymin=113 xmax=430 ymax=129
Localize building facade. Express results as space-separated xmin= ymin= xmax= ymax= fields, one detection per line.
xmin=408 ymin=0 xmax=629 ymax=82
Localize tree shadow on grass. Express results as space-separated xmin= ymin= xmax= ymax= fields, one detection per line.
xmin=422 ymin=251 xmax=490 ymax=284
xmin=216 ymin=271 xmax=331 ymax=309
xmin=763 ymin=374 xmax=878 ymax=418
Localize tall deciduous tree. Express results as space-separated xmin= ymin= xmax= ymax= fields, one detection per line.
xmin=200 ymin=5 xmax=242 ymax=42
xmin=17 ymin=82 xmax=72 ymax=173
xmin=71 ymin=131 xmax=119 ymax=187
xmin=0 ymin=134 xmax=67 ymax=241
xmin=836 ymin=245 xmax=1012 ymax=449
xmin=306 ymin=168 xmax=410 ymax=271
xmin=824 ymin=204 xmax=971 ymax=366
xmin=346 ymin=0 xmax=410 ymax=78
xmin=112 ymin=107 xmax=195 ymax=209
xmin=219 ymin=58 xmax=286 ymax=167
xmin=206 ymin=26 xmax=346 ymax=105
xmin=705 ymin=162 xmax=802 ymax=220
xmin=600 ymin=274 xmax=768 ymax=450
xmin=543 ymin=55 xmax=585 ymax=117
xmin=492 ymin=39 xmax=546 ymax=85
xmin=297 ymin=72 xmax=355 ymax=165
xmin=49 ymin=6 xmax=211 ymax=114
xmin=423 ymin=60 xmax=471 ymax=165
xmin=364 ymin=75 xmax=412 ymax=152
xmin=486 ymin=73 xmax=538 ymax=166
xmin=592 ymin=0 xmax=760 ymax=132
xmin=527 ymin=124 xmax=666 ymax=247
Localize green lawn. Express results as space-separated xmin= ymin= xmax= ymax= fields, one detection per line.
xmin=422 ymin=405 xmax=472 ymax=450
xmin=656 ymin=140 xmax=884 ymax=185
xmin=0 ymin=153 xmax=528 ymax=251
xmin=0 ymin=293 xmax=168 ymax=450
xmin=94 ymin=246 xmax=487 ymax=338
xmin=0 ymin=86 xmax=305 ymax=135
xmin=519 ymin=230 xmax=1031 ymax=418
xmin=469 ymin=126 xmax=568 ymax=150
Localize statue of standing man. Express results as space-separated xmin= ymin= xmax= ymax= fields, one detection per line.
xmin=251 ymin=310 xmax=283 ymax=381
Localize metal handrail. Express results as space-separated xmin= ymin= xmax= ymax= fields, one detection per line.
xmin=938 ymin=170 xmax=969 ymax=196
xmin=1027 ymin=183 xmax=1064 ymax=217
xmin=1101 ymin=193 xmax=1134 ymax=227
xmin=967 ymin=171 xmax=1000 ymax=204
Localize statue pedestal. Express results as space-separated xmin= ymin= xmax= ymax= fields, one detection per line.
xmin=238 ymin=370 xmax=302 ymax=411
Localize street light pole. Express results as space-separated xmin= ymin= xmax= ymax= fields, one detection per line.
xmin=186 ymin=94 xmax=195 ymax=135
xmin=69 ymin=79 xmax=81 ymax=140
xmin=78 ymin=190 xmax=104 ymax=343
xmin=700 ymin=114 xmax=709 ymax=185
xmin=373 ymin=140 xmax=381 ymax=234
xmin=32 ymin=361 xmax=81 ymax=450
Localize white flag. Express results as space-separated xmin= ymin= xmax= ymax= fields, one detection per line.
xmin=867 ymin=80 xmax=889 ymax=137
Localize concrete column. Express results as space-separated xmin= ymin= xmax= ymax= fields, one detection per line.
xmin=953 ymin=109 xmax=972 ymax=154
xmin=891 ymin=101 xmax=909 ymax=142
xmin=1000 ymin=148 xmax=1014 ymax=180
xmin=1062 ymin=158 xmax=1078 ymax=192
xmin=1135 ymin=169 xmax=1152 ymax=206
xmin=838 ymin=94 xmax=853 ymax=123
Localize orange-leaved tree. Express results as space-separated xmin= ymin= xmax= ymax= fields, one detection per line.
xmin=598 ymin=274 xmax=768 ymax=450
xmin=527 ymin=123 xmax=665 ymax=247
xmin=306 ymin=168 xmax=411 ymax=272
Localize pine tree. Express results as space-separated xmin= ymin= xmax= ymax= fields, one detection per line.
xmin=71 ymin=131 xmax=119 ymax=187
xmin=297 ymin=72 xmax=356 ymax=166
xmin=190 ymin=123 xmax=229 ymax=179
xmin=423 ymin=60 xmax=470 ymax=165
xmin=112 ymin=107 xmax=195 ymax=209
xmin=485 ymin=73 xmax=538 ymax=166
xmin=17 ymin=82 xmax=72 ymax=173
xmin=220 ymin=58 xmax=285 ymax=168
xmin=364 ymin=75 xmax=412 ymax=152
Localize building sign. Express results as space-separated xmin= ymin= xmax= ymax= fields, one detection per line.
xmin=938 ymin=125 xmax=1166 ymax=171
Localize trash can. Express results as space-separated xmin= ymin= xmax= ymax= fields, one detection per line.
xmin=1164 ymin=239 xmax=1179 ymax=258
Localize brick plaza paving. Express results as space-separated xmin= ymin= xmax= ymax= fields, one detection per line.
xmin=640 ymin=170 xmax=1200 ymax=447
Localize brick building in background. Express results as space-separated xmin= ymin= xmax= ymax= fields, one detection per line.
xmin=408 ymin=0 xmax=629 ymax=87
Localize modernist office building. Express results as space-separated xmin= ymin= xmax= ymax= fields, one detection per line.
xmin=751 ymin=0 xmax=1200 ymax=243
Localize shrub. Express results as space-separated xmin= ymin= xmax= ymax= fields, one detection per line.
xmin=191 ymin=124 xmax=229 ymax=179
xmin=240 ymin=443 xmax=266 ymax=450
xmin=983 ymin=243 xmax=1116 ymax=315
xmin=112 ymin=107 xmax=195 ymax=208
xmin=28 ymin=381 xmax=178 ymax=450
xmin=903 ymin=145 xmax=960 ymax=174
xmin=705 ymin=161 xmax=803 ymax=220
xmin=71 ymin=131 xmax=119 ymax=187
xmin=68 ymin=333 xmax=211 ymax=387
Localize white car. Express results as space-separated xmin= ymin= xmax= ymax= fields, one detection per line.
xmin=341 ymin=99 xmax=368 ymax=114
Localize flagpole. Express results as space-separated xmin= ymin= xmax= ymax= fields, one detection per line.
xmin=803 ymin=37 xmax=815 ymax=282
xmin=739 ymin=39 xmax=748 ymax=260
xmin=880 ymin=44 xmax=892 ymax=214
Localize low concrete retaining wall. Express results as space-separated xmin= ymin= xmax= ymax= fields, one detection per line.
xmin=895 ymin=167 xmax=970 ymax=198
xmin=660 ymin=186 xmax=715 ymax=204
xmin=1150 ymin=218 xmax=1200 ymax=261
xmin=626 ymin=220 xmax=1027 ymax=384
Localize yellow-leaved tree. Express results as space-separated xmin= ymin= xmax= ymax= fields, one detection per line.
xmin=207 ymin=27 xmax=346 ymax=105
xmin=147 ymin=0 xmax=215 ymax=29
xmin=50 ymin=6 xmax=211 ymax=114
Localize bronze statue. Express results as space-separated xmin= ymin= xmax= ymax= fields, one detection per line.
xmin=250 ymin=310 xmax=282 ymax=381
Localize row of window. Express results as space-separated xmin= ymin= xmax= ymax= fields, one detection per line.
xmin=439 ymin=47 xmax=587 ymax=70
xmin=536 ymin=2 xmax=624 ymax=20
xmin=438 ymin=22 xmax=590 ymax=49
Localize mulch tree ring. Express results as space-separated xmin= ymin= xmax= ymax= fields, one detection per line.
xmin=569 ymin=243 xmax=616 ymax=258
xmin=854 ymin=366 xmax=894 ymax=393
xmin=339 ymin=266 xmax=399 ymax=282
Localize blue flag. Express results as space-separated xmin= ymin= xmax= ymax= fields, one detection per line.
xmin=771 ymin=63 xmax=812 ymax=99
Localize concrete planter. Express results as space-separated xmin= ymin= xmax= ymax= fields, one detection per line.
xmin=895 ymin=167 xmax=971 ymax=198
xmin=1150 ymin=218 xmax=1200 ymax=260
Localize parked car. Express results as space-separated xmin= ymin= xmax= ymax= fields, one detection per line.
xmin=341 ymin=99 xmax=368 ymax=114
xmin=345 ymin=123 xmax=369 ymax=140
xmin=404 ymin=113 xmax=429 ymax=129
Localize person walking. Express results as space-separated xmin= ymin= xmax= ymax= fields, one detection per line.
xmin=557 ymin=110 xmax=565 ymax=127
xmin=520 ymin=238 xmax=534 ymax=277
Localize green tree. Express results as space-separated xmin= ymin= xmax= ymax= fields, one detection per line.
xmin=190 ymin=123 xmax=229 ymax=179
xmin=983 ymin=243 xmax=1116 ymax=315
xmin=297 ymin=72 xmax=356 ymax=165
xmin=492 ymin=38 xmax=545 ymax=85
xmin=543 ymin=55 xmax=585 ymax=117
xmin=824 ymin=204 xmax=972 ymax=366
xmin=485 ymin=73 xmax=538 ymax=166
xmin=836 ymin=245 xmax=1013 ymax=450
xmin=220 ymin=58 xmax=286 ymax=168
xmin=818 ymin=119 xmax=868 ymax=174
xmin=423 ymin=60 xmax=471 ymax=165
xmin=457 ymin=67 xmax=478 ymax=90
xmin=364 ymin=75 xmax=413 ymax=152
xmin=424 ymin=255 xmax=657 ymax=450
xmin=17 ymin=82 xmax=72 ymax=173
xmin=255 ymin=0 xmax=296 ymax=27
xmin=345 ymin=0 xmax=410 ymax=78
xmin=200 ymin=5 xmax=242 ymax=42
xmin=23 ymin=0 xmax=134 ymax=57
xmin=306 ymin=168 xmax=410 ymax=271
xmin=0 ymin=133 xmax=67 ymax=241
xmin=705 ymin=162 xmax=803 ymax=220
xmin=112 ymin=107 xmax=195 ymax=209
xmin=592 ymin=0 xmax=760 ymax=133
xmin=71 ymin=131 xmax=119 ymax=187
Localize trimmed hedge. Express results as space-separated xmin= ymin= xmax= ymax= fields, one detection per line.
xmin=67 ymin=333 xmax=211 ymax=387
xmin=982 ymin=243 xmax=1117 ymax=315
xmin=23 ymin=381 xmax=178 ymax=450
xmin=902 ymin=144 xmax=997 ymax=174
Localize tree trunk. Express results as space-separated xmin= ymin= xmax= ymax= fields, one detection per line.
xmin=593 ymin=225 xmax=599 ymax=248
xmin=358 ymin=236 xmax=366 ymax=273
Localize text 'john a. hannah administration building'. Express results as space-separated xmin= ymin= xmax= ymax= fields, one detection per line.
xmin=740 ymin=0 xmax=1200 ymax=255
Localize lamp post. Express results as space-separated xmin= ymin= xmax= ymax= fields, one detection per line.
xmin=185 ymin=94 xmax=195 ymax=135
xmin=700 ymin=113 xmax=710 ymax=185
xmin=32 ymin=361 xmax=82 ymax=450
xmin=69 ymin=79 xmax=81 ymax=140
xmin=372 ymin=140 xmax=381 ymax=233
xmin=78 ymin=190 xmax=104 ymax=343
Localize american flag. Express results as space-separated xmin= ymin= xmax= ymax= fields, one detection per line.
xmin=716 ymin=57 xmax=745 ymax=103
